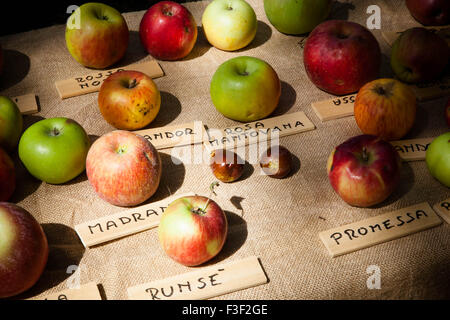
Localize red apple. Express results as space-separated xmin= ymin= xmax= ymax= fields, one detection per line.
xmin=327 ymin=135 xmax=402 ymax=207
xmin=406 ymin=0 xmax=450 ymax=26
xmin=446 ymin=98 xmax=450 ymax=127
xmin=86 ymin=130 xmax=162 ymax=207
xmin=98 ymin=70 xmax=161 ymax=130
xmin=259 ymin=145 xmax=293 ymax=179
xmin=0 ymin=202 xmax=48 ymax=298
xmin=0 ymin=148 xmax=15 ymax=201
xmin=158 ymin=195 xmax=227 ymax=266
xmin=139 ymin=1 xmax=197 ymax=61
xmin=210 ymin=149 xmax=245 ymax=183
xmin=303 ymin=20 xmax=381 ymax=96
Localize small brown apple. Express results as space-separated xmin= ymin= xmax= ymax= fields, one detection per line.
xmin=210 ymin=149 xmax=245 ymax=183
xmin=260 ymin=145 xmax=293 ymax=178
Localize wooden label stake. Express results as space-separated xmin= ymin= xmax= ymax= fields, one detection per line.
xmin=433 ymin=198 xmax=450 ymax=224
xmin=390 ymin=137 xmax=434 ymax=161
xmin=12 ymin=94 xmax=39 ymax=115
xmin=319 ymin=202 xmax=442 ymax=257
xmin=75 ymin=193 xmax=194 ymax=247
xmin=32 ymin=282 xmax=102 ymax=300
xmin=55 ymin=61 xmax=164 ymax=99
xmin=127 ymin=256 xmax=268 ymax=300
xmin=311 ymin=94 xmax=356 ymax=122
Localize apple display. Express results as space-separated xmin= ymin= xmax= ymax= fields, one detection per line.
xmin=86 ymin=130 xmax=162 ymax=207
xmin=264 ymin=0 xmax=332 ymax=35
xmin=390 ymin=27 xmax=449 ymax=84
xmin=354 ymin=78 xmax=417 ymax=141
xmin=0 ymin=148 xmax=15 ymax=201
xmin=98 ymin=70 xmax=161 ymax=130
xmin=259 ymin=145 xmax=293 ymax=179
xmin=210 ymin=56 xmax=281 ymax=122
xmin=202 ymin=0 xmax=257 ymax=51
xmin=0 ymin=96 xmax=23 ymax=151
xmin=303 ymin=20 xmax=381 ymax=96
xmin=210 ymin=149 xmax=245 ymax=183
xmin=406 ymin=0 xmax=449 ymax=26
xmin=158 ymin=195 xmax=227 ymax=266
xmin=139 ymin=1 xmax=197 ymax=60
xmin=426 ymin=132 xmax=450 ymax=187
xmin=327 ymin=135 xmax=402 ymax=207
xmin=65 ymin=3 xmax=129 ymax=69
xmin=0 ymin=202 xmax=48 ymax=298
xmin=18 ymin=117 xmax=91 ymax=184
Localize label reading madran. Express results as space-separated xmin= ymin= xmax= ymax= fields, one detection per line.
xmin=390 ymin=137 xmax=435 ymax=161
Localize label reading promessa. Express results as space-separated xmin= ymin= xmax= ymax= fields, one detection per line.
xmin=311 ymin=94 xmax=356 ymax=122
xmin=75 ymin=193 xmax=194 ymax=247
xmin=319 ymin=202 xmax=442 ymax=257
xmin=12 ymin=94 xmax=39 ymax=115
xmin=390 ymin=137 xmax=434 ymax=161
xmin=127 ymin=256 xmax=268 ymax=300
xmin=32 ymin=282 xmax=102 ymax=300
xmin=433 ymin=198 xmax=450 ymax=225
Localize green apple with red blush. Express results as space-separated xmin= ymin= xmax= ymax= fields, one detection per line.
xmin=0 ymin=96 xmax=23 ymax=151
xmin=426 ymin=132 xmax=450 ymax=188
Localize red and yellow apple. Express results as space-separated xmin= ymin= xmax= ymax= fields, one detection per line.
xmin=139 ymin=1 xmax=197 ymax=60
xmin=0 ymin=148 xmax=15 ymax=201
xmin=354 ymin=78 xmax=417 ymax=141
xmin=406 ymin=0 xmax=449 ymax=26
xmin=327 ymin=135 xmax=402 ymax=207
xmin=86 ymin=130 xmax=162 ymax=207
xmin=98 ymin=70 xmax=161 ymax=130
xmin=0 ymin=202 xmax=48 ymax=298
xmin=210 ymin=149 xmax=245 ymax=183
xmin=158 ymin=195 xmax=227 ymax=266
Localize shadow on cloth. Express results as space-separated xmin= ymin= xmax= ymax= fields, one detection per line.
xmin=183 ymin=26 xmax=212 ymax=61
xmin=0 ymin=50 xmax=30 ymax=91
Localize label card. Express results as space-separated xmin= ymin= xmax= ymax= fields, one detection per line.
xmin=382 ymin=26 xmax=450 ymax=47
xmin=12 ymin=94 xmax=39 ymax=115
xmin=204 ymin=111 xmax=315 ymax=151
xmin=433 ymin=198 xmax=450 ymax=225
xmin=55 ymin=61 xmax=164 ymax=99
xmin=127 ymin=256 xmax=268 ymax=300
xmin=390 ymin=137 xmax=434 ymax=161
xmin=311 ymin=94 xmax=356 ymax=122
xmin=319 ymin=202 xmax=442 ymax=257
xmin=75 ymin=193 xmax=194 ymax=247
xmin=134 ymin=122 xmax=206 ymax=150
xmin=33 ymin=282 xmax=102 ymax=300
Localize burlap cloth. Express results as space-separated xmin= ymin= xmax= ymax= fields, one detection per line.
xmin=1 ymin=0 xmax=449 ymax=300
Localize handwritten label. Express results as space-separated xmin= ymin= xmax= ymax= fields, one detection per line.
xmin=311 ymin=94 xmax=356 ymax=122
xmin=12 ymin=94 xmax=39 ymax=115
xmin=390 ymin=137 xmax=434 ymax=161
xmin=204 ymin=111 xmax=315 ymax=151
xmin=75 ymin=193 xmax=194 ymax=247
xmin=433 ymin=198 xmax=450 ymax=225
xmin=382 ymin=26 xmax=450 ymax=47
xmin=55 ymin=61 xmax=164 ymax=99
xmin=127 ymin=256 xmax=267 ymax=300
xmin=134 ymin=122 xmax=206 ymax=150
xmin=319 ymin=202 xmax=442 ymax=257
xmin=32 ymin=282 xmax=102 ymax=300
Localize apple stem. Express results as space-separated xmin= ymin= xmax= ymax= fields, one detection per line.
xmin=128 ymin=79 xmax=137 ymax=89
xmin=362 ymin=147 xmax=369 ymax=162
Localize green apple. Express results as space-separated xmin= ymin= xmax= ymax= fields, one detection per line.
xmin=202 ymin=0 xmax=257 ymax=51
xmin=264 ymin=0 xmax=332 ymax=35
xmin=18 ymin=117 xmax=91 ymax=184
xmin=0 ymin=96 xmax=23 ymax=150
xmin=426 ymin=132 xmax=450 ymax=187
xmin=210 ymin=56 xmax=281 ymax=122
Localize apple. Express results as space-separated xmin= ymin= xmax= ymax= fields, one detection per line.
xmin=303 ymin=20 xmax=381 ymax=96
xmin=0 ymin=148 xmax=15 ymax=201
xmin=264 ymin=0 xmax=332 ymax=35
xmin=139 ymin=1 xmax=197 ymax=61
xmin=406 ymin=0 xmax=450 ymax=26
xmin=354 ymin=78 xmax=417 ymax=141
xmin=158 ymin=195 xmax=227 ymax=266
xmin=426 ymin=132 xmax=450 ymax=187
xmin=65 ymin=3 xmax=129 ymax=69
xmin=18 ymin=117 xmax=90 ymax=184
xmin=390 ymin=27 xmax=449 ymax=84
xmin=210 ymin=56 xmax=281 ymax=122
xmin=259 ymin=145 xmax=293 ymax=178
xmin=210 ymin=149 xmax=245 ymax=183
xmin=0 ymin=202 xmax=48 ymax=298
xmin=98 ymin=70 xmax=161 ymax=130
xmin=0 ymin=96 xmax=23 ymax=151
xmin=327 ymin=135 xmax=402 ymax=207
xmin=86 ymin=130 xmax=162 ymax=207
xmin=446 ymin=98 xmax=450 ymax=127
xmin=202 ymin=0 xmax=257 ymax=51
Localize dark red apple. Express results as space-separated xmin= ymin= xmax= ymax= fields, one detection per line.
xmin=259 ymin=145 xmax=293 ymax=179
xmin=327 ymin=135 xmax=402 ymax=207
xmin=0 ymin=148 xmax=15 ymax=201
xmin=0 ymin=202 xmax=48 ymax=298
xmin=406 ymin=0 xmax=450 ymax=26
xmin=303 ymin=20 xmax=381 ymax=96
xmin=139 ymin=1 xmax=198 ymax=60
xmin=210 ymin=149 xmax=245 ymax=183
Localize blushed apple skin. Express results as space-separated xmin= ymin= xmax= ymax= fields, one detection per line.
xmin=98 ymin=70 xmax=161 ymax=130
xmin=0 ymin=148 xmax=15 ymax=201
xmin=327 ymin=135 xmax=402 ymax=208
xmin=0 ymin=203 xmax=48 ymax=299
xmin=158 ymin=196 xmax=227 ymax=267
xmin=426 ymin=132 xmax=450 ymax=187
xmin=86 ymin=130 xmax=162 ymax=207
xmin=406 ymin=0 xmax=450 ymax=26
xmin=303 ymin=20 xmax=381 ymax=96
